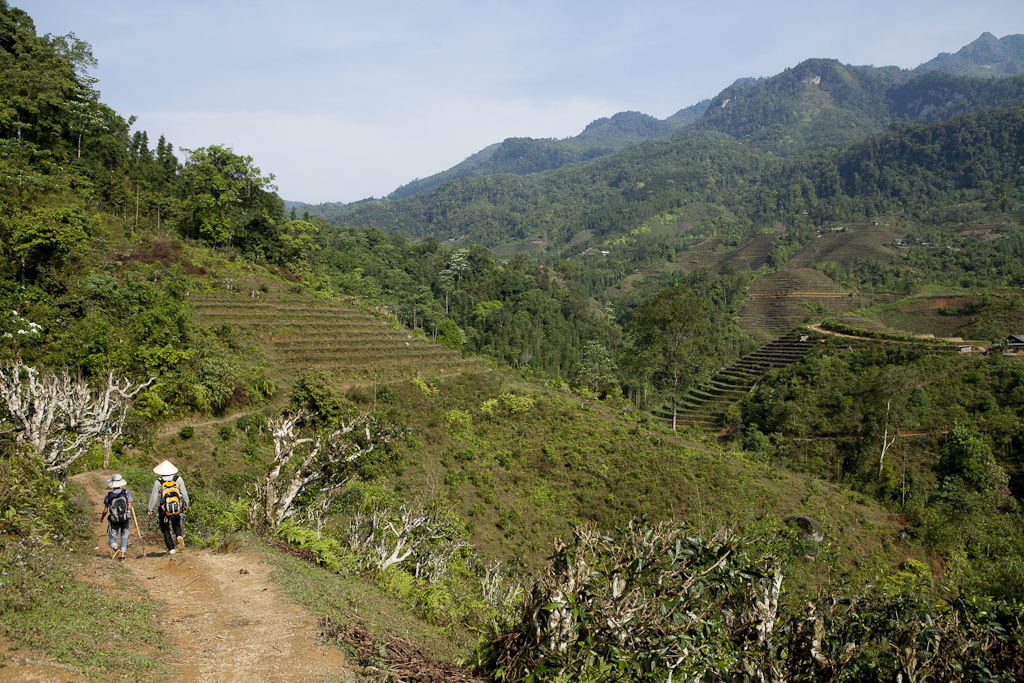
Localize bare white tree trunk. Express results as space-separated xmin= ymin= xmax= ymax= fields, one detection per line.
xmin=0 ymin=362 xmax=154 ymax=482
xmin=376 ymin=504 xmax=432 ymax=570
xmin=878 ymin=398 xmax=898 ymax=484
xmin=346 ymin=500 xmax=467 ymax=577
xmin=255 ymin=412 xmax=400 ymax=527
xmin=480 ymin=560 xmax=524 ymax=616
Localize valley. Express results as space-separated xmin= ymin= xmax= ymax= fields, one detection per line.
xmin=2 ymin=7 xmax=1024 ymax=680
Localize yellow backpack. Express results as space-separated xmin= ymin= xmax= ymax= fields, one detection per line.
xmin=160 ymin=476 xmax=184 ymax=516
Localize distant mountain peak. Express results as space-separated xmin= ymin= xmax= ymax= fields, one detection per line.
xmin=366 ymin=32 xmax=1024 ymax=203
xmin=915 ymin=32 xmax=1024 ymax=77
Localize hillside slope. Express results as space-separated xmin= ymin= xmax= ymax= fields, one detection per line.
xmin=387 ymin=104 xmax=711 ymax=199
xmin=293 ymin=32 xmax=1023 ymax=208
xmin=914 ymin=31 xmax=1024 ymax=78
xmin=190 ymin=277 xmax=478 ymax=387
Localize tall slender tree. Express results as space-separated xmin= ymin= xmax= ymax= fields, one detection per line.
xmin=624 ymin=285 xmax=720 ymax=430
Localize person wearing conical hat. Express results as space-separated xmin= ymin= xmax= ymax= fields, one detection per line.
xmin=101 ymin=473 xmax=134 ymax=561
xmin=147 ymin=460 xmax=190 ymax=555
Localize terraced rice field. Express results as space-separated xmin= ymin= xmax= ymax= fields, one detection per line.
xmin=191 ymin=292 xmax=480 ymax=385
xmin=739 ymin=268 xmax=856 ymax=341
xmin=656 ymin=333 xmax=815 ymax=429
xmin=787 ymin=222 xmax=906 ymax=269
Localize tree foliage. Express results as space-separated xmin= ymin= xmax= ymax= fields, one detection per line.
xmin=485 ymin=520 xmax=1024 ymax=682
xmin=178 ymin=145 xmax=285 ymax=257
xmin=623 ymin=285 xmax=721 ymax=429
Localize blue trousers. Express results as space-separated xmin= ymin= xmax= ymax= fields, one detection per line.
xmin=108 ymin=519 xmax=130 ymax=552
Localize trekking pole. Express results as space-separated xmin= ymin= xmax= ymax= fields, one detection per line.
xmin=132 ymin=505 xmax=145 ymax=558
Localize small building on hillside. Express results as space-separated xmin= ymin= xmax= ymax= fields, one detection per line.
xmin=989 ymin=335 xmax=1024 ymax=355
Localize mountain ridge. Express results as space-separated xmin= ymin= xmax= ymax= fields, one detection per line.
xmin=290 ymin=32 xmax=1024 ymax=207
xmin=914 ymin=31 xmax=1024 ymax=78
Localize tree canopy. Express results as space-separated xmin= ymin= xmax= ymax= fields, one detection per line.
xmin=624 ymin=284 xmax=721 ymax=429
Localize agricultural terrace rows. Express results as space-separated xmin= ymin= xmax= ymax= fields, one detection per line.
xmin=786 ymin=220 xmax=908 ymax=269
xmin=738 ymin=268 xmax=856 ymax=340
xmin=191 ymin=291 xmax=479 ymax=386
xmin=664 ymin=333 xmax=815 ymax=429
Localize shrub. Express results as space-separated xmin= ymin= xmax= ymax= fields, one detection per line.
xmin=174 ymin=490 xmax=234 ymax=549
xmin=178 ymin=425 xmax=195 ymax=440
xmin=290 ymin=369 xmax=355 ymax=424
xmin=501 ymin=392 xmax=534 ymax=414
xmin=235 ymin=411 xmax=267 ymax=433
xmin=480 ymin=398 xmax=499 ymax=417
xmin=218 ymin=423 xmax=234 ymax=442
xmin=411 ymin=377 xmax=435 ymax=396
xmin=376 ymin=383 xmax=396 ymax=404
xmin=444 ymin=409 xmax=472 ymax=434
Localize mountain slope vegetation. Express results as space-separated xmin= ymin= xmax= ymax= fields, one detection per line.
xmin=914 ymin=31 xmax=1024 ymax=78
xmin=3 ymin=5 xmax=1024 ymax=680
xmin=387 ymin=103 xmax=713 ymax=200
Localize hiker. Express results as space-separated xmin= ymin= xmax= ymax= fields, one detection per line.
xmin=100 ymin=473 xmax=134 ymax=561
xmin=147 ymin=460 xmax=190 ymax=555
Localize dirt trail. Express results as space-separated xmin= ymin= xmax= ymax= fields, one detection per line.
xmin=74 ymin=470 xmax=351 ymax=682
xmin=807 ymin=323 xmax=966 ymax=343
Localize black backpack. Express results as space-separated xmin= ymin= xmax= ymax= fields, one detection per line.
xmin=108 ymin=489 xmax=130 ymax=524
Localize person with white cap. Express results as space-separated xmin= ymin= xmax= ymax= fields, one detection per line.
xmin=147 ymin=460 xmax=190 ymax=555
xmin=100 ymin=473 xmax=134 ymax=561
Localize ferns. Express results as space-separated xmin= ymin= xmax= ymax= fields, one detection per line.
xmin=273 ymin=520 xmax=355 ymax=574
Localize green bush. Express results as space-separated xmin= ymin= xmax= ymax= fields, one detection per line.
xmin=376 ymin=383 xmax=396 ymax=404
xmin=218 ymin=423 xmax=234 ymax=442
xmin=169 ymin=490 xmax=234 ymax=549
xmin=444 ymin=409 xmax=472 ymax=434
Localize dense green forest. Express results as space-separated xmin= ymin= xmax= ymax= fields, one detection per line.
xmin=4 ymin=3 xmax=1024 ymax=679
xmin=387 ymin=104 xmax=713 ymax=199
xmin=308 ymin=102 xmax=1024 ymax=259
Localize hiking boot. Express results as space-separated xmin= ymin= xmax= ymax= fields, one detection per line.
xmin=110 ymin=547 xmax=119 ymax=559
xmin=176 ymin=536 xmax=185 ymax=552
xmin=118 ymin=551 xmax=126 ymax=562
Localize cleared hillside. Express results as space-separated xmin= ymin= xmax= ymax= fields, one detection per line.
xmin=738 ymin=267 xmax=855 ymax=340
xmin=787 ymin=220 xmax=908 ymax=268
xmin=190 ymin=277 xmax=480 ymax=387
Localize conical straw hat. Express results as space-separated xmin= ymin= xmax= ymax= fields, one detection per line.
xmin=153 ymin=460 xmax=179 ymax=476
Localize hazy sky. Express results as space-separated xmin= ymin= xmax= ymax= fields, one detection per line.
xmin=16 ymin=0 xmax=1024 ymax=203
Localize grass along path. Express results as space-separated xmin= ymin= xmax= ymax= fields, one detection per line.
xmin=75 ymin=470 xmax=353 ymax=683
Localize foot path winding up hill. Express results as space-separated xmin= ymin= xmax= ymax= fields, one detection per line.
xmin=76 ymin=470 xmax=352 ymax=682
